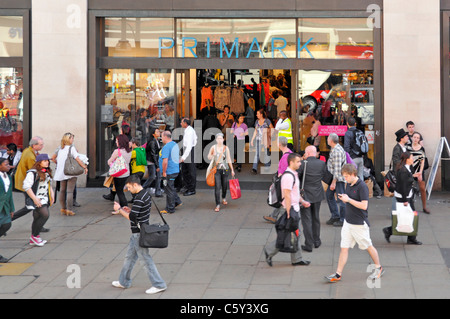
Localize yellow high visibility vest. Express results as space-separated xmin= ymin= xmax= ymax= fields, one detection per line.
xmin=278 ymin=118 xmax=293 ymax=143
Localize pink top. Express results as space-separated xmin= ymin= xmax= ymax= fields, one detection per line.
xmin=281 ymin=168 xmax=300 ymax=211
xmin=277 ymin=149 xmax=293 ymax=176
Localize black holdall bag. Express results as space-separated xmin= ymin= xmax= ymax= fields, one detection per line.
xmin=138 ymin=199 xmax=170 ymax=249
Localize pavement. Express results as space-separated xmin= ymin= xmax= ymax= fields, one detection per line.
xmin=1 ymin=184 xmax=450 ymax=300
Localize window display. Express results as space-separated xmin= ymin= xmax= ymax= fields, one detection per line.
xmin=299 ymin=70 xmax=375 ymax=160
xmin=0 ymin=67 xmax=23 ymax=154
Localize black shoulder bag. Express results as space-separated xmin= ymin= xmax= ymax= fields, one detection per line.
xmin=138 ymin=199 xmax=170 ymax=249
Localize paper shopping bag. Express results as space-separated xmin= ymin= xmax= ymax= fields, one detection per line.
xmin=229 ymin=178 xmax=241 ymax=200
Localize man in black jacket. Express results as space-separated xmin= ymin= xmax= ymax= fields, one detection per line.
xmin=298 ymin=145 xmax=327 ymax=252
xmin=392 ymin=128 xmax=409 ymax=171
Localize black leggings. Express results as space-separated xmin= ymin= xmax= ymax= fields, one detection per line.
xmin=112 ymin=177 xmax=128 ymax=207
xmin=32 ymin=205 xmax=49 ymax=237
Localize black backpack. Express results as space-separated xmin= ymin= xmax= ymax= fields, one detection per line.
xmin=267 ymin=171 xmax=295 ymax=208
xmin=353 ymin=129 xmax=369 ymax=155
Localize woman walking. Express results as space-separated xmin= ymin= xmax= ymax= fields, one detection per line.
xmin=143 ymin=127 xmax=162 ymax=197
xmin=23 ymin=154 xmax=54 ymax=247
xmin=383 ymin=151 xmax=422 ymax=245
xmin=108 ymin=134 xmax=132 ymax=211
xmin=207 ymin=133 xmax=235 ymax=212
xmin=250 ymin=109 xmax=273 ymax=174
xmin=230 ymin=114 xmax=248 ymax=172
xmin=53 ymin=133 xmax=88 ymax=216
xmin=407 ymin=132 xmax=430 ymax=214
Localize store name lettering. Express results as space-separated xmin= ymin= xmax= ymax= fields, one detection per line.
xmin=158 ymin=37 xmax=314 ymax=59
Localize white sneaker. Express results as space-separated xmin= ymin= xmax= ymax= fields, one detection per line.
xmin=145 ymin=286 xmax=166 ymax=294
xmin=112 ymin=281 xmax=126 ymax=289
xmin=29 ymin=235 xmax=47 ymax=247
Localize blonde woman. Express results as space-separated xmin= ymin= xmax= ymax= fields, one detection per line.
xmin=53 ymin=133 xmax=88 ymax=216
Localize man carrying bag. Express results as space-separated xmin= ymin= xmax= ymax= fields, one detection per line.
xmin=263 ymin=153 xmax=311 ymax=267
xmin=112 ymin=174 xmax=167 ymax=295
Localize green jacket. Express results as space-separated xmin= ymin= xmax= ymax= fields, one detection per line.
xmin=0 ymin=174 xmax=14 ymax=225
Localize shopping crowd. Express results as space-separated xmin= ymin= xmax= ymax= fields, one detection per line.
xmin=0 ymin=111 xmax=431 ymax=292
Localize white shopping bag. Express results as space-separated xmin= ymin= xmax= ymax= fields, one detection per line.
xmin=394 ymin=202 xmax=415 ymax=233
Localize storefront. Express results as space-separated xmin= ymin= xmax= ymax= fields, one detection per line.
xmin=442 ymin=1 xmax=450 ymax=190
xmin=87 ymin=0 xmax=384 ymax=183
xmin=0 ymin=0 xmax=30 ymax=155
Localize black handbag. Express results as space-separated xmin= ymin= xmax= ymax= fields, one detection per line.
xmin=138 ymin=199 xmax=169 ymax=249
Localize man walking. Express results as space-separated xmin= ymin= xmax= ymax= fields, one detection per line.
xmin=326 ymin=133 xmax=346 ymax=227
xmin=12 ymin=137 xmax=48 ymax=227
xmin=344 ymin=117 xmax=365 ymax=181
xmin=325 ymin=164 xmax=384 ymax=283
xmin=180 ymin=118 xmax=198 ymax=196
xmin=264 ymin=153 xmax=311 ymax=267
xmin=112 ymin=174 xmax=167 ymax=294
xmin=298 ymin=145 xmax=327 ymax=252
xmin=263 ymin=136 xmax=292 ymax=223
xmin=159 ymin=131 xmax=182 ymax=214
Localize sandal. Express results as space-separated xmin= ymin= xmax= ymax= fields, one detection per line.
xmin=222 ymin=199 xmax=228 ymax=205
xmin=214 ymin=205 xmax=220 ymax=212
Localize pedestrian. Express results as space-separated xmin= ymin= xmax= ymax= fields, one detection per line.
xmin=159 ymin=131 xmax=182 ymax=214
xmin=23 ymin=154 xmax=55 ymax=247
xmin=325 ymin=163 xmax=384 ymax=283
xmin=112 ymin=174 xmax=167 ymax=295
xmin=129 ymin=138 xmax=146 ymax=203
xmin=407 ymin=132 xmax=430 ymax=214
xmin=344 ymin=117 xmax=365 ymax=181
xmin=383 ymin=151 xmax=423 ymax=245
xmin=12 ymin=137 xmax=46 ymax=226
xmin=53 ymin=133 xmax=88 ymax=216
xmin=143 ymin=127 xmax=162 ymax=197
xmin=298 ymin=145 xmax=327 ymax=252
xmin=180 ymin=118 xmax=198 ymax=196
xmin=405 ymin=121 xmax=423 ymax=147
xmin=392 ymin=128 xmax=409 ymax=170
xmin=107 ymin=134 xmax=132 ymax=211
xmin=0 ymin=158 xmax=14 ymax=262
xmin=274 ymin=110 xmax=294 ymax=151
xmin=230 ymin=113 xmax=248 ymax=172
xmin=250 ymin=109 xmax=274 ymax=174
xmin=263 ymin=136 xmax=292 ymax=223
xmin=325 ymin=133 xmax=347 ymax=227
xmin=207 ymin=133 xmax=235 ymax=212
xmin=264 ymin=152 xmax=311 ymax=267
xmin=2 ymin=143 xmax=21 ymax=175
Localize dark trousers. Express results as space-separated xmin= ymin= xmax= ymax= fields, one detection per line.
xmin=300 ymin=201 xmax=322 ymax=250
xmin=112 ymin=176 xmax=128 ymax=207
xmin=214 ymin=169 xmax=229 ymax=206
xmin=165 ymin=173 xmax=181 ymax=213
xmin=182 ymin=150 xmax=196 ymax=193
xmin=142 ymin=165 xmax=161 ymax=195
xmin=0 ymin=222 xmax=11 ymax=237
xmin=12 ymin=192 xmax=32 ymax=221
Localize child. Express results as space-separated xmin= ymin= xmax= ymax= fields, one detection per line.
xmin=130 ymin=139 xmax=147 ymax=202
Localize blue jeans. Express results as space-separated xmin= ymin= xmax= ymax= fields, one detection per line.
xmin=252 ymin=139 xmax=270 ymax=171
xmin=118 ymin=233 xmax=166 ymax=289
xmin=326 ymin=181 xmax=346 ymax=221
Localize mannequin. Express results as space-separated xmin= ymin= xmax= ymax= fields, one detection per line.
xmin=201 ymin=83 xmax=214 ymax=111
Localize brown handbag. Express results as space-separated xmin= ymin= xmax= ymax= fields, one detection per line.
xmin=206 ymin=146 xmax=225 ymax=187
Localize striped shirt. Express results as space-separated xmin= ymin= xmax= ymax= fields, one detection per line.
xmin=129 ymin=188 xmax=151 ymax=233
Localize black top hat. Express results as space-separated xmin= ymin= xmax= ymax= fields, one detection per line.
xmin=395 ymin=128 xmax=408 ymax=142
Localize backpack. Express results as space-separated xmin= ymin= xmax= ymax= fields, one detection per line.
xmin=134 ymin=147 xmax=147 ymax=166
xmin=267 ymin=171 xmax=295 ymax=208
xmin=353 ymin=129 xmax=369 ymax=155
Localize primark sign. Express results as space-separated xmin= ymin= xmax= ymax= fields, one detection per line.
xmin=158 ymin=37 xmax=315 ymax=59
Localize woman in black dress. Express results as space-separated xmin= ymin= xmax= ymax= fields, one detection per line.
xmin=407 ymin=132 xmax=430 ymax=214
